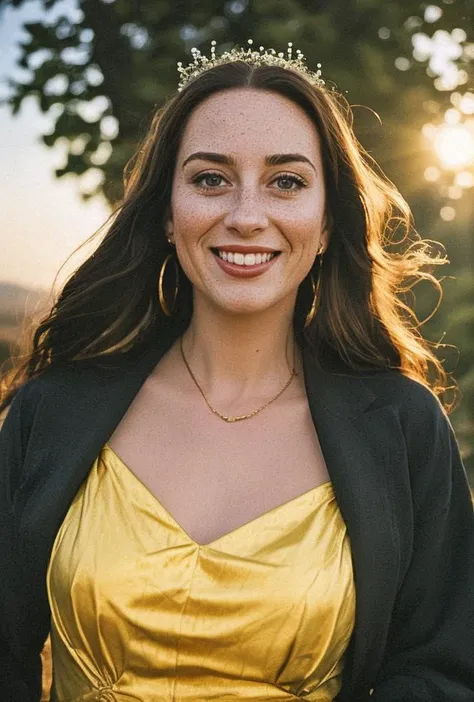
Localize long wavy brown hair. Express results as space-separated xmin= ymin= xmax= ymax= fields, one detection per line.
xmin=0 ymin=59 xmax=454 ymax=414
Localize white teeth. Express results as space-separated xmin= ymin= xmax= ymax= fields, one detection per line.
xmin=216 ymin=250 xmax=276 ymax=266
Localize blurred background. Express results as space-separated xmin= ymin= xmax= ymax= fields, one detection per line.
xmin=0 ymin=0 xmax=473 ymax=486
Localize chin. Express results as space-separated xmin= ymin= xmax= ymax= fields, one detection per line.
xmin=212 ymin=296 xmax=283 ymax=317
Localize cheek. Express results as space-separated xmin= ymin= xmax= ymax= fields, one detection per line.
xmin=274 ymin=189 xmax=325 ymax=223
xmin=279 ymin=206 xmax=325 ymax=245
xmin=171 ymin=191 xmax=220 ymax=238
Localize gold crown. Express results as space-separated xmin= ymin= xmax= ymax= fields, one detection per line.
xmin=177 ymin=39 xmax=325 ymax=92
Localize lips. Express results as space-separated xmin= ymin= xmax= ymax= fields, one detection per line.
xmin=211 ymin=248 xmax=281 ymax=279
xmin=210 ymin=245 xmax=280 ymax=254
xmin=214 ymin=249 xmax=278 ymax=265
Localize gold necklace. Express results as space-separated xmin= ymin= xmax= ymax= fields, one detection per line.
xmin=179 ymin=335 xmax=297 ymax=423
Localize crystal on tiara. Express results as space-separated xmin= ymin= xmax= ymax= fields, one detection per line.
xmin=176 ymin=39 xmax=325 ymax=92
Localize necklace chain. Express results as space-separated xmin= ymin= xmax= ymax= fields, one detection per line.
xmin=179 ymin=336 xmax=297 ymax=422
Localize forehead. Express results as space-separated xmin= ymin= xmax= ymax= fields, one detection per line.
xmin=178 ymin=88 xmax=322 ymax=161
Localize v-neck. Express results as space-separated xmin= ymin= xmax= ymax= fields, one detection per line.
xmin=102 ymin=442 xmax=333 ymax=548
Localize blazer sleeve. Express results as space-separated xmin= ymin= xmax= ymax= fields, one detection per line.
xmin=0 ymin=393 xmax=44 ymax=701
xmin=371 ymin=386 xmax=474 ymax=701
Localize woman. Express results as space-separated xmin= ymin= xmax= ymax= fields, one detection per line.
xmin=1 ymin=41 xmax=473 ymax=702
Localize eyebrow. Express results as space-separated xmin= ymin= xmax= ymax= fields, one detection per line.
xmin=181 ymin=151 xmax=316 ymax=172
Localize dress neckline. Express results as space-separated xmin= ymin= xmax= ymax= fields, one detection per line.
xmin=102 ymin=442 xmax=333 ymax=548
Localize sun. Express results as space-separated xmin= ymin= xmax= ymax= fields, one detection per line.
xmin=432 ymin=124 xmax=474 ymax=170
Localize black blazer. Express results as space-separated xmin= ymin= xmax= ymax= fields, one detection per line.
xmin=1 ymin=334 xmax=473 ymax=702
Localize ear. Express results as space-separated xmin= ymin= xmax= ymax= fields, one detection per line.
xmin=321 ymin=210 xmax=333 ymax=251
xmin=164 ymin=207 xmax=174 ymax=243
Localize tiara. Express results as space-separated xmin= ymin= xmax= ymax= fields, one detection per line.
xmin=177 ymin=39 xmax=325 ymax=93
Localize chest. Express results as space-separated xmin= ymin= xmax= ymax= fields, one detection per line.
xmin=107 ymin=379 xmax=330 ymax=546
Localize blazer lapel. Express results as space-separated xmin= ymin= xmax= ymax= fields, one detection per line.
xmin=302 ymin=344 xmax=402 ymax=698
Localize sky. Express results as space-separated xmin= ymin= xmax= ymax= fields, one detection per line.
xmin=0 ymin=0 xmax=110 ymax=294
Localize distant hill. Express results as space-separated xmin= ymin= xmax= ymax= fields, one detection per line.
xmin=0 ymin=282 xmax=49 ymax=364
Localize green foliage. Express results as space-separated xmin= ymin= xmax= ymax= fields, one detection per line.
xmin=3 ymin=0 xmax=471 ymax=203
xmin=0 ymin=0 xmax=468 ymax=203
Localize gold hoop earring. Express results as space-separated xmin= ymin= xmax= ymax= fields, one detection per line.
xmin=158 ymin=253 xmax=179 ymax=316
xmin=304 ymin=250 xmax=324 ymax=329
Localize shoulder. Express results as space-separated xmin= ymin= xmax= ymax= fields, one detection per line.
xmin=356 ymin=369 xmax=448 ymax=431
xmin=358 ymin=370 xmax=466 ymax=511
xmin=321 ymin=361 xmax=448 ymax=433
xmin=347 ymin=369 xmax=456 ymax=471
xmin=358 ymin=370 xmax=455 ymax=466
xmin=1 ymin=362 xmax=71 ymax=410
xmin=2 ymin=358 xmax=115 ymax=410
xmin=0 ymin=362 xmax=94 ymax=444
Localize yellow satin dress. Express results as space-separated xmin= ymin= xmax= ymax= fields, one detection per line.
xmin=46 ymin=443 xmax=355 ymax=701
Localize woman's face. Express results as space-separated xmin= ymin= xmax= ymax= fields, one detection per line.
xmin=166 ymin=87 xmax=330 ymax=317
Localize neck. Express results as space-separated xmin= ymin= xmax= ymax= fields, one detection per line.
xmin=178 ymin=298 xmax=302 ymax=412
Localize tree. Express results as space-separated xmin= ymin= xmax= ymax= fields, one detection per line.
xmin=3 ymin=0 xmax=473 ymax=203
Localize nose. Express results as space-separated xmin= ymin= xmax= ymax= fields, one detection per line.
xmin=223 ymin=188 xmax=269 ymax=236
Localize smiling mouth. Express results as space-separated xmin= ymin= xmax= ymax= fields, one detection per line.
xmin=210 ymin=248 xmax=281 ymax=266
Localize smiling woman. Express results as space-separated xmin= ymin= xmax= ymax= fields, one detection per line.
xmin=1 ymin=41 xmax=474 ymax=702
xmin=164 ymin=88 xmax=328 ymax=327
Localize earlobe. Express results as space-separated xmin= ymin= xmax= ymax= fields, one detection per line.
xmin=322 ymin=211 xmax=333 ymax=249
xmin=164 ymin=204 xmax=173 ymax=231
xmin=164 ymin=212 xmax=174 ymax=243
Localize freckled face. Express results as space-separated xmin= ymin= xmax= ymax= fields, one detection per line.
xmin=166 ymin=87 xmax=329 ymax=316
